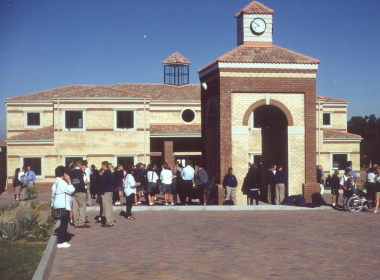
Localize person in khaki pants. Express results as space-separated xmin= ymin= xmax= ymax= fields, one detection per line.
xmin=69 ymin=160 xmax=89 ymax=228
xmin=99 ymin=161 xmax=114 ymax=227
xmin=223 ymin=167 xmax=238 ymax=205
xmin=275 ymin=165 xmax=286 ymax=205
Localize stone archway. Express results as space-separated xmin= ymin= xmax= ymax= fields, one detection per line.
xmin=242 ymin=99 xmax=294 ymax=127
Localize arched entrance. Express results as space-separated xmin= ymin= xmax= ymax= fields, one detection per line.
xmin=253 ymin=105 xmax=288 ymax=202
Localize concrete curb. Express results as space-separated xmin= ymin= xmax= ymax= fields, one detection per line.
xmin=87 ymin=205 xmax=334 ymax=212
xmin=32 ymin=220 xmax=60 ymax=280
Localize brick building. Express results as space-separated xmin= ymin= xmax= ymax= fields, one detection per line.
xmin=4 ymin=1 xmax=361 ymax=203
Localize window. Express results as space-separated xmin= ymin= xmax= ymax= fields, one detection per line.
xmin=23 ymin=158 xmax=42 ymax=176
xmin=323 ymin=113 xmax=332 ymax=126
xmin=65 ymin=157 xmax=83 ymax=167
xmin=181 ymin=109 xmax=196 ymax=124
xmin=253 ymin=155 xmax=262 ymax=165
xmin=251 ymin=112 xmax=261 ymax=130
xmin=332 ymin=154 xmax=348 ymax=170
xmin=24 ymin=112 xmax=42 ymax=128
xmin=117 ymin=111 xmax=134 ymax=129
xmin=27 ymin=113 xmax=40 ymax=126
xmin=116 ymin=157 xmax=134 ymax=168
xmin=65 ymin=111 xmax=83 ymax=129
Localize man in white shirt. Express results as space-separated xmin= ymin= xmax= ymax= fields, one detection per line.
xmin=83 ymin=160 xmax=93 ymax=206
xmin=181 ymin=162 xmax=195 ymax=205
xmin=160 ymin=164 xmax=174 ymax=206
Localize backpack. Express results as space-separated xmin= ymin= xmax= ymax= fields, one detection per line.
xmin=70 ymin=171 xmax=82 ymax=192
xmin=20 ymin=173 xmax=29 ymax=188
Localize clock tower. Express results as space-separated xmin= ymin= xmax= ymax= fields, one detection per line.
xmin=235 ymin=1 xmax=274 ymax=46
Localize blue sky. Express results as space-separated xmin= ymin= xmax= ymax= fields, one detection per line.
xmin=1 ymin=0 xmax=379 ymax=140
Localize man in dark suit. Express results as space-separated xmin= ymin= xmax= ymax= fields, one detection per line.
xmin=100 ymin=161 xmax=114 ymax=227
xmin=266 ymin=165 xmax=276 ymax=205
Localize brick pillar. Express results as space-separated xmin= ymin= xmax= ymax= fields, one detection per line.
xmin=164 ymin=141 xmax=174 ymax=168
xmin=217 ymin=184 xmax=225 ymax=205
xmin=302 ymin=182 xmax=320 ymax=203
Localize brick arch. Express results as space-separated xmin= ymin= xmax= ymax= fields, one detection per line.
xmin=242 ymin=99 xmax=294 ymax=126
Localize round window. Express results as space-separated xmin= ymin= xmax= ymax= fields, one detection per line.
xmin=181 ymin=109 xmax=196 ymax=124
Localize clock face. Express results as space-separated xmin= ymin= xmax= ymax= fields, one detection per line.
xmin=251 ymin=18 xmax=266 ymax=35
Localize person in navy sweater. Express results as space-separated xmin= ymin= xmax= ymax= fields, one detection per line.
xmin=99 ymin=161 xmax=114 ymax=227
xmin=223 ymin=167 xmax=238 ymax=205
xmin=275 ymin=165 xmax=286 ymax=205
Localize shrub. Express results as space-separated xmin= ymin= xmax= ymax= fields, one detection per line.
xmin=26 ymin=186 xmax=39 ymax=199
xmin=31 ymin=223 xmax=49 ymax=241
xmin=18 ymin=213 xmax=37 ymax=232
xmin=0 ymin=221 xmax=23 ymax=242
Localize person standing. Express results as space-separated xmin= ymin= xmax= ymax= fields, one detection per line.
xmin=90 ymin=165 xmax=99 ymax=199
xmin=133 ymin=164 xmax=144 ymax=205
xmin=100 ymin=161 xmax=114 ymax=227
xmin=69 ymin=160 xmax=89 ymax=228
xmin=223 ymin=167 xmax=238 ymax=205
xmin=146 ymin=165 xmax=159 ymax=206
xmin=113 ymin=164 xmax=125 ymax=206
xmin=26 ymin=166 xmax=36 ymax=187
xmin=13 ymin=168 xmax=21 ymax=201
xmin=340 ymin=168 xmax=352 ymax=210
xmin=331 ymin=169 xmax=340 ymax=207
xmin=83 ymin=160 xmax=93 ymax=206
xmin=124 ymin=166 xmax=140 ymax=220
xmin=317 ymin=165 xmax=324 ymax=194
xmin=275 ymin=165 xmax=286 ymax=205
xmin=51 ymin=166 xmax=75 ymax=248
xmin=160 ymin=164 xmax=174 ymax=206
xmin=266 ymin=165 xmax=276 ymax=204
xmin=242 ymin=164 xmax=259 ymax=205
xmin=366 ymin=168 xmax=376 ymax=205
xmin=181 ymin=162 xmax=195 ymax=205
xmin=195 ymin=163 xmax=208 ymax=205
xmin=171 ymin=165 xmax=180 ymax=205
xmin=346 ymin=161 xmax=358 ymax=181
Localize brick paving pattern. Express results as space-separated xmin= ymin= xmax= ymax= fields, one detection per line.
xmin=49 ymin=208 xmax=380 ymax=280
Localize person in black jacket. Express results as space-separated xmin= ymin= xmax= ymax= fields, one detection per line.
xmin=331 ymin=169 xmax=340 ymax=207
xmin=90 ymin=165 xmax=99 ymax=199
xmin=242 ymin=164 xmax=259 ymax=204
xmin=266 ymin=165 xmax=276 ymax=205
xmin=275 ymin=165 xmax=286 ymax=205
xmin=68 ymin=160 xmax=88 ymax=228
xmin=100 ymin=161 xmax=114 ymax=227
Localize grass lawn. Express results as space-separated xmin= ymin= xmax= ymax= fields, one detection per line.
xmin=0 ymin=242 xmax=46 ymax=280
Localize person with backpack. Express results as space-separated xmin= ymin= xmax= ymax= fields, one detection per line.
xmin=68 ymin=160 xmax=89 ymax=228
xmin=195 ymin=163 xmax=208 ymax=205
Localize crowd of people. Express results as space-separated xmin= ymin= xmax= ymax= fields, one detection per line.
xmin=12 ymin=165 xmax=36 ymax=201
xmin=50 ymin=159 xmax=213 ymax=248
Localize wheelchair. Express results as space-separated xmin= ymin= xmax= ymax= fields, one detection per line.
xmin=345 ymin=189 xmax=373 ymax=213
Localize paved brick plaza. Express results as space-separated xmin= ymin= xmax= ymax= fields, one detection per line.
xmin=49 ymin=209 xmax=380 ymax=280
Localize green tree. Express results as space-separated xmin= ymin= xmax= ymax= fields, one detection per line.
xmin=348 ymin=114 xmax=380 ymax=167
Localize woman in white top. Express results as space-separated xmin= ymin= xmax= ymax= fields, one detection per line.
xmin=160 ymin=163 xmax=174 ymax=206
xmin=146 ymin=164 xmax=159 ymax=206
xmin=366 ymin=168 xmax=376 ymax=204
xmin=124 ymin=166 xmax=140 ymax=220
xmin=51 ymin=166 xmax=75 ymax=248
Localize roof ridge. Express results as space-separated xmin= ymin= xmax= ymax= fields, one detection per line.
xmin=235 ymin=1 xmax=274 ymax=18
xmin=162 ymin=52 xmax=191 ymax=65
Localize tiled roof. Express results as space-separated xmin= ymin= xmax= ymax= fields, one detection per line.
xmin=6 ymin=126 xmax=54 ymax=141
xmin=235 ymin=1 xmax=274 ymax=18
xmin=7 ymin=84 xmax=200 ymax=102
xmin=150 ymin=124 xmax=201 ymax=135
xmin=323 ymin=129 xmax=362 ymax=140
xmin=198 ymin=45 xmax=320 ymax=73
xmin=316 ymin=95 xmax=348 ymax=103
xmin=112 ymin=84 xmax=200 ymax=101
xmin=6 ymin=85 xmax=93 ymax=101
xmin=0 ymin=140 xmax=6 ymax=146
xmin=55 ymin=85 xmax=150 ymax=99
xmin=162 ymin=52 xmax=191 ymax=65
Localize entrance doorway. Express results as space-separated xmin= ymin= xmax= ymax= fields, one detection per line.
xmin=254 ymin=105 xmax=288 ymax=201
